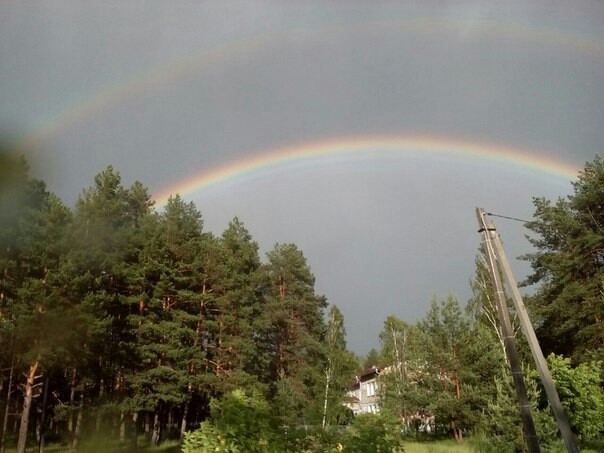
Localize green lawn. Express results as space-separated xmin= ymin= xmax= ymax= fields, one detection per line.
xmin=6 ymin=437 xmax=601 ymax=453
xmin=403 ymin=439 xmax=477 ymax=453
xmin=2 ymin=437 xmax=181 ymax=453
xmin=5 ymin=438 xmax=474 ymax=453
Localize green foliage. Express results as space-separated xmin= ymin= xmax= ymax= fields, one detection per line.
xmin=344 ymin=413 xmax=404 ymax=453
xmin=546 ymin=354 xmax=604 ymax=442
xmin=478 ymin=365 xmax=560 ymax=453
xmin=258 ymin=243 xmax=328 ymax=423
xmin=378 ymin=316 xmax=426 ymax=426
xmin=273 ymin=370 xmax=303 ymax=426
xmin=478 ymin=354 xmax=604 ymax=450
xmin=0 ymin=163 xmax=349 ymax=448
xmin=182 ymin=389 xmax=282 ymax=453
xmin=181 ymin=389 xmax=406 ymax=453
xmin=322 ymin=305 xmax=359 ymax=427
xmin=376 ymin=297 xmax=503 ymax=441
xmin=362 ymin=348 xmax=381 ymax=369
xmin=416 ymin=296 xmax=474 ymax=439
xmin=465 ymin=248 xmax=510 ymax=360
xmin=6 ymin=158 xmax=602 ymax=451
xmin=523 ymin=155 xmax=604 ymax=362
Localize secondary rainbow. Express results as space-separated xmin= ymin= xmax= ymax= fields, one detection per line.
xmin=153 ymin=135 xmax=581 ymax=206
xmin=16 ymin=16 xmax=604 ymax=151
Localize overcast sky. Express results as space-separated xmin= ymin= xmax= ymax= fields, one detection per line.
xmin=2 ymin=1 xmax=603 ymax=354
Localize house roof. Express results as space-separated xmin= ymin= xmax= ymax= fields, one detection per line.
xmin=349 ymin=365 xmax=380 ymax=390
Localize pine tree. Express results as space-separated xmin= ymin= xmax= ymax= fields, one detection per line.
xmin=258 ymin=243 xmax=327 ymax=423
xmin=362 ymin=348 xmax=381 ymax=370
xmin=129 ymin=195 xmax=207 ymax=445
xmin=207 ymin=218 xmax=262 ymax=393
xmin=417 ymin=295 xmax=472 ymax=441
xmin=67 ymin=167 xmax=154 ymax=445
xmin=0 ymin=170 xmax=73 ymax=453
xmin=523 ymin=155 xmax=604 ymax=362
xmin=321 ymin=305 xmax=357 ymax=428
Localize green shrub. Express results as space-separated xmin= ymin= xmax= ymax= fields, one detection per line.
xmin=182 ymin=389 xmax=282 ymax=453
xmin=343 ymin=413 xmax=404 ymax=453
xmin=546 ymin=354 xmax=604 ymax=442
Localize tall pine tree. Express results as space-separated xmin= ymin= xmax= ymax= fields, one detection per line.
xmin=258 ymin=243 xmax=327 ymax=424
xmin=523 ymin=155 xmax=604 ymax=362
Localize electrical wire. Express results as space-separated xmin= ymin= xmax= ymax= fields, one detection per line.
xmin=486 ymin=212 xmax=531 ymax=223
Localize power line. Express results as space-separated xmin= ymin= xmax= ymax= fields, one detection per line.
xmin=486 ymin=212 xmax=530 ymax=223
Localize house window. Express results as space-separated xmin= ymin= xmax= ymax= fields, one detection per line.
xmin=366 ymin=381 xmax=377 ymax=397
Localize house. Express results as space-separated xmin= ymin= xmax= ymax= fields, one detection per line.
xmin=345 ymin=365 xmax=381 ymax=415
xmin=344 ymin=364 xmax=435 ymax=433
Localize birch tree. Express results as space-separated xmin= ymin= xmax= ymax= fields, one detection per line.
xmin=378 ymin=316 xmax=423 ymax=430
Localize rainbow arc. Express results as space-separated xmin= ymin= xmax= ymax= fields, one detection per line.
xmin=153 ymin=135 xmax=580 ymax=206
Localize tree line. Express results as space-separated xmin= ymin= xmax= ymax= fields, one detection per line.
xmin=0 ymin=161 xmax=358 ymax=452
xmin=368 ymin=156 xmax=604 ymax=451
xmin=1 ymin=154 xmax=603 ymax=452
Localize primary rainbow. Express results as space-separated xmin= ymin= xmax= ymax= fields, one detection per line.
xmin=153 ymin=135 xmax=581 ymax=206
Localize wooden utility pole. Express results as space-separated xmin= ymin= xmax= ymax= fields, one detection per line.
xmin=476 ymin=208 xmax=541 ymax=453
xmin=477 ymin=208 xmax=579 ymax=453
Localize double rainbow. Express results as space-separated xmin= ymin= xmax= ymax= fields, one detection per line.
xmin=11 ymin=15 xmax=592 ymax=203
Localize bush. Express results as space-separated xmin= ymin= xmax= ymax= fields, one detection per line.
xmin=343 ymin=413 xmax=404 ymax=453
xmin=182 ymin=389 xmax=282 ymax=453
xmin=546 ymin=354 xmax=604 ymax=442
xmin=182 ymin=390 xmax=410 ymax=452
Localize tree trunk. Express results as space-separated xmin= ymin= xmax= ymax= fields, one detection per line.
xmin=17 ymin=361 xmax=40 ymax=453
xmin=321 ymin=366 xmax=331 ymax=429
xmin=130 ymin=412 xmax=138 ymax=451
xmin=144 ymin=412 xmax=150 ymax=436
xmin=0 ymin=352 xmax=15 ymax=453
xmin=451 ymin=422 xmax=463 ymax=442
xmin=167 ymin=406 xmax=173 ymax=430
xmin=68 ymin=368 xmax=77 ymax=434
xmin=180 ymin=402 xmax=189 ymax=441
xmin=95 ymin=377 xmax=104 ymax=433
xmin=12 ymin=404 xmax=18 ymax=435
xmin=151 ymin=408 xmax=161 ymax=446
xmin=119 ymin=411 xmax=126 ymax=443
xmin=70 ymin=394 xmax=84 ymax=452
xmin=37 ymin=376 xmax=50 ymax=453
xmin=455 ymin=426 xmax=463 ymax=442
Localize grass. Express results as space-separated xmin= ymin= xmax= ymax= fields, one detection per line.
xmin=403 ymin=439 xmax=477 ymax=453
xmin=3 ymin=436 xmax=181 ymax=453
xmin=5 ymin=437 xmax=475 ymax=453
xmin=7 ymin=436 xmax=602 ymax=452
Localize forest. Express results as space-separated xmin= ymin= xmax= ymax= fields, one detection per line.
xmin=0 ymin=154 xmax=603 ymax=452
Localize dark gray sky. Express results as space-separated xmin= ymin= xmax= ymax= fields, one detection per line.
xmin=2 ymin=1 xmax=603 ymax=353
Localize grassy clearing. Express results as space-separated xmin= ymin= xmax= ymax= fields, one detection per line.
xmin=6 ymin=437 xmax=601 ymax=452
xmin=403 ymin=439 xmax=477 ymax=453
xmin=3 ymin=437 xmax=181 ymax=453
